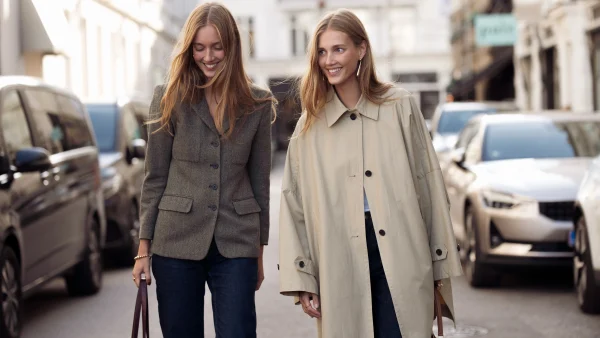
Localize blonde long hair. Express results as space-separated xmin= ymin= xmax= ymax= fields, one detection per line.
xmin=299 ymin=9 xmax=393 ymax=133
xmin=153 ymin=2 xmax=275 ymax=138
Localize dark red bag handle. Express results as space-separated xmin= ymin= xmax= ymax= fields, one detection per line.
xmin=434 ymin=288 xmax=444 ymax=337
xmin=131 ymin=277 xmax=149 ymax=338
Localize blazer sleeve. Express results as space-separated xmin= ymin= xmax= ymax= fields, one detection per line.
xmin=247 ymin=96 xmax=274 ymax=245
xmin=400 ymin=94 xmax=463 ymax=281
xmin=139 ymin=85 xmax=172 ymax=240
xmin=279 ymin=117 xmax=319 ymax=300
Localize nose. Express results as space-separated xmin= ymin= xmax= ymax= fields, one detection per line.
xmin=325 ymin=53 xmax=335 ymax=66
xmin=204 ymin=49 xmax=215 ymax=61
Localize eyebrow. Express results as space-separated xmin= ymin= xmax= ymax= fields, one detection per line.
xmin=193 ymin=42 xmax=222 ymax=47
xmin=318 ymin=44 xmax=347 ymax=49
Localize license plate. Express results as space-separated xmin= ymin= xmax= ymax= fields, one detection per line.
xmin=568 ymin=230 xmax=576 ymax=248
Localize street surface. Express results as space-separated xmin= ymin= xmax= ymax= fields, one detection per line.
xmin=21 ymin=153 xmax=600 ymax=338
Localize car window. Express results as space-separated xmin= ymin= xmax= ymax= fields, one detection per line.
xmin=122 ymin=107 xmax=142 ymax=143
xmin=482 ymin=120 xmax=600 ymax=161
xmin=455 ymin=122 xmax=478 ymax=149
xmin=86 ymin=104 xmax=118 ymax=153
xmin=1 ymin=90 xmax=33 ymax=162
xmin=56 ymin=95 xmax=94 ymax=150
xmin=437 ymin=109 xmax=494 ymax=134
xmin=23 ymin=89 xmax=66 ymax=154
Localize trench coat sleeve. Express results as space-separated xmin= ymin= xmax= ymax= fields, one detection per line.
xmin=139 ymin=85 xmax=172 ymax=240
xmin=402 ymin=94 xmax=463 ymax=281
xmin=279 ymin=118 xmax=319 ymax=300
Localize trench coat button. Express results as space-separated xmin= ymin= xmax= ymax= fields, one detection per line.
xmin=365 ymin=170 xmax=372 ymax=177
xmin=350 ymin=113 xmax=357 ymax=120
xmin=211 ymin=163 xmax=219 ymax=169
xmin=210 ymin=184 xmax=218 ymax=190
xmin=457 ymin=244 xmax=461 ymax=252
xmin=379 ymin=229 xmax=386 ymax=236
xmin=436 ymin=249 xmax=443 ymax=256
xmin=299 ymin=261 xmax=305 ymax=268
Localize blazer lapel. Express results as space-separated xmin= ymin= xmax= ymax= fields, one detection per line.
xmin=191 ymin=98 xmax=219 ymax=134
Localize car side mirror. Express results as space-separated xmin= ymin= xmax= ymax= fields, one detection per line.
xmin=451 ymin=148 xmax=466 ymax=166
xmin=130 ymin=139 xmax=146 ymax=159
xmin=15 ymin=147 xmax=52 ymax=172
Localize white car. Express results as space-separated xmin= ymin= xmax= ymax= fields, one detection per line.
xmin=573 ymin=154 xmax=600 ymax=313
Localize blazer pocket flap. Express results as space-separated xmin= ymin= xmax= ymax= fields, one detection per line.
xmin=233 ymin=198 xmax=262 ymax=215
xmin=431 ymin=244 xmax=448 ymax=261
xmin=294 ymin=256 xmax=316 ymax=276
xmin=158 ymin=195 xmax=193 ymax=213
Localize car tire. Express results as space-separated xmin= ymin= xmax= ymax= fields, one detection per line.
xmin=115 ymin=202 xmax=140 ymax=267
xmin=66 ymin=217 xmax=103 ymax=296
xmin=464 ymin=205 xmax=499 ymax=287
xmin=574 ymin=215 xmax=600 ymax=314
xmin=0 ymin=246 xmax=22 ymax=338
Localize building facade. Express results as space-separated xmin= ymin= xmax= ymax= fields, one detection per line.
xmin=448 ymin=0 xmax=515 ymax=102
xmin=514 ymin=0 xmax=599 ymax=113
xmin=0 ymin=0 xmax=197 ymax=102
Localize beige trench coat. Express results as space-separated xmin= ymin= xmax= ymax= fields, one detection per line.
xmin=279 ymin=86 xmax=463 ymax=338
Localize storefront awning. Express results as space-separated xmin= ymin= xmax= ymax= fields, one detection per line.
xmin=449 ymin=47 xmax=514 ymax=97
xmin=20 ymin=0 xmax=69 ymax=54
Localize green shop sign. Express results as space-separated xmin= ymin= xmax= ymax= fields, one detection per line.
xmin=474 ymin=14 xmax=517 ymax=47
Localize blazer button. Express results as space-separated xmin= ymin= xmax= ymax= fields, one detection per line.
xmin=211 ymin=163 xmax=219 ymax=169
xmin=379 ymin=229 xmax=386 ymax=236
xmin=299 ymin=261 xmax=305 ymax=268
xmin=209 ymin=184 xmax=218 ymax=190
xmin=350 ymin=113 xmax=357 ymax=120
xmin=365 ymin=170 xmax=372 ymax=177
xmin=208 ymin=205 xmax=217 ymax=211
xmin=436 ymin=249 xmax=443 ymax=256
xmin=211 ymin=141 xmax=219 ymax=148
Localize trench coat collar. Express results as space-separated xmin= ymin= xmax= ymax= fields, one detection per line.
xmin=191 ymin=97 xmax=230 ymax=135
xmin=325 ymin=88 xmax=380 ymax=127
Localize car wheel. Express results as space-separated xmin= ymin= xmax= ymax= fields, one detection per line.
xmin=0 ymin=246 xmax=21 ymax=338
xmin=574 ymin=215 xmax=600 ymax=314
xmin=464 ymin=205 xmax=498 ymax=287
xmin=116 ymin=202 xmax=140 ymax=267
xmin=66 ymin=217 xmax=103 ymax=296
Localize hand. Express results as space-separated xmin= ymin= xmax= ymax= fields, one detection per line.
xmin=132 ymin=240 xmax=152 ymax=288
xmin=299 ymin=292 xmax=321 ymax=318
xmin=256 ymin=246 xmax=265 ymax=291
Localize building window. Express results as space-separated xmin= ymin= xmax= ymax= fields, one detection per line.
xmin=291 ymin=16 xmax=297 ymax=56
xmin=248 ymin=17 xmax=255 ymax=58
xmin=593 ymin=31 xmax=600 ymax=110
xmin=394 ymin=72 xmax=438 ymax=83
xmin=419 ymin=91 xmax=440 ymax=120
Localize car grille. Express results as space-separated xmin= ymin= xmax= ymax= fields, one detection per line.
xmin=530 ymin=242 xmax=572 ymax=252
xmin=538 ymin=201 xmax=574 ymax=221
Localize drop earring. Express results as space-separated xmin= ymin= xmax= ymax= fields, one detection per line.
xmin=356 ymin=58 xmax=362 ymax=77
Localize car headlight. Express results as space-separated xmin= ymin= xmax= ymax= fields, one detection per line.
xmin=482 ymin=190 xmax=538 ymax=213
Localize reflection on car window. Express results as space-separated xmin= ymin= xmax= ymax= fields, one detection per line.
xmin=437 ymin=109 xmax=495 ymax=134
xmin=86 ymin=104 xmax=118 ymax=153
xmin=1 ymin=90 xmax=33 ymax=161
xmin=482 ymin=121 xmax=600 ymax=161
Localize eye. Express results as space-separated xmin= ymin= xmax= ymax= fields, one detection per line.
xmin=336 ymin=48 xmax=344 ymax=53
xmin=214 ymin=45 xmax=223 ymax=51
xmin=318 ymin=50 xmax=326 ymax=56
xmin=193 ymin=46 xmax=204 ymax=52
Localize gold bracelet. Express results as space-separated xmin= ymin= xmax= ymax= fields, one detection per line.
xmin=134 ymin=254 xmax=152 ymax=260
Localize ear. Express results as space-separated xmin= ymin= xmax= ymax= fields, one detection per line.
xmin=358 ymin=40 xmax=367 ymax=60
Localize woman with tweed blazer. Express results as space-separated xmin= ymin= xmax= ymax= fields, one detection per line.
xmin=131 ymin=3 xmax=276 ymax=338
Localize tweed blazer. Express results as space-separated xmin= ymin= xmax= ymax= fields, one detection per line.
xmin=139 ymin=84 xmax=273 ymax=260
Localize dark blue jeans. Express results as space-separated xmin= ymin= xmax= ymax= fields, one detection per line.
xmin=366 ymin=213 xmax=403 ymax=338
xmin=152 ymin=240 xmax=258 ymax=338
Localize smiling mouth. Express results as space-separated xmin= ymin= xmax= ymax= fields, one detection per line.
xmin=327 ymin=68 xmax=341 ymax=75
xmin=204 ymin=62 xmax=219 ymax=69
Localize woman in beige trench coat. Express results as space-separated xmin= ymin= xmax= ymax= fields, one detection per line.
xmin=278 ymin=9 xmax=463 ymax=338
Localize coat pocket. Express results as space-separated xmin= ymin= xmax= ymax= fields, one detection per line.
xmin=158 ymin=195 xmax=193 ymax=213
xmin=232 ymin=197 xmax=262 ymax=215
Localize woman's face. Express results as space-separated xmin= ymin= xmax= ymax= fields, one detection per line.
xmin=317 ymin=29 xmax=365 ymax=87
xmin=192 ymin=25 xmax=226 ymax=80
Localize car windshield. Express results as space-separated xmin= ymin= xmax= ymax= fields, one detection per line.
xmin=86 ymin=104 xmax=118 ymax=152
xmin=437 ymin=109 xmax=495 ymax=134
xmin=482 ymin=120 xmax=600 ymax=161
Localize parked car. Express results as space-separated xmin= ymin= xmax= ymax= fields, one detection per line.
xmin=429 ymin=102 xmax=496 ymax=154
xmin=85 ymin=99 xmax=148 ymax=265
xmin=572 ymin=154 xmax=600 ymax=313
xmin=0 ymin=76 xmax=106 ymax=337
xmin=443 ymin=112 xmax=600 ymax=287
